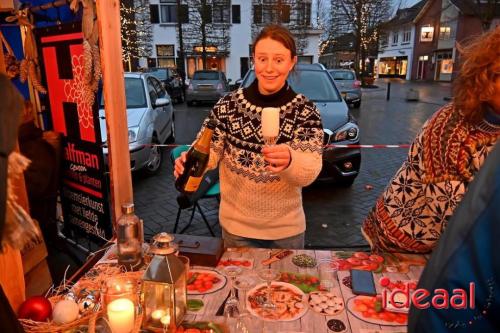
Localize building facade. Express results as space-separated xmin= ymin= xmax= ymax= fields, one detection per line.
xmin=376 ymin=1 xmax=424 ymax=80
xmin=412 ymin=0 xmax=500 ymax=81
xmin=147 ymin=0 xmax=322 ymax=82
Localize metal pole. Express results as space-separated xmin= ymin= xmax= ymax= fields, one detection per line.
xmin=386 ymin=82 xmax=391 ymax=100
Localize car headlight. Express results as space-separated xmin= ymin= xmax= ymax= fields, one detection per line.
xmin=333 ymin=122 xmax=359 ymax=142
xmin=128 ymin=126 xmax=139 ymax=143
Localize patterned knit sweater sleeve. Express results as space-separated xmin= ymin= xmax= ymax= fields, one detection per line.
xmin=279 ymin=99 xmax=323 ymax=187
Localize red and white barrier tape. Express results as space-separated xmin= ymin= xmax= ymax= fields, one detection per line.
xmin=324 ymin=144 xmax=411 ymax=148
xmin=136 ymin=144 xmax=412 ymax=149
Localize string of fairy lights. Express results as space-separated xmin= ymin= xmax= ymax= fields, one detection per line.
xmin=120 ymin=1 xmax=153 ymax=60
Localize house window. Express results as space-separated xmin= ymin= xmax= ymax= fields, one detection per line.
xmin=232 ymin=5 xmax=240 ymax=24
xmin=156 ymin=44 xmax=176 ymax=68
xmin=298 ymin=2 xmax=311 ymax=26
xmin=213 ymin=3 xmax=229 ymax=23
xmin=402 ymin=30 xmax=411 ymax=43
xmin=253 ymin=5 xmax=262 ymax=24
xmin=392 ymin=32 xmax=399 ymax=45
xmin=439 ymin=26 xmax=451 ymax=39
xmin=380 ymin=34 xmax=388 ymax=48
xmin=281 ymin=5 xmax=291 ymax=23
xmin=159 ymin=0 xmax=177 ymax=23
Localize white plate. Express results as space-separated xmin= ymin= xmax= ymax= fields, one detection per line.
xmin=246 ymin=282 xmax=308 ymax=321
xmin=187 ymin=268 xmax=227 ymax=295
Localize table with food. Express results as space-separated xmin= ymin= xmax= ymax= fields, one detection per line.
xmin=16 ymin=232 xmax=427 ymax=333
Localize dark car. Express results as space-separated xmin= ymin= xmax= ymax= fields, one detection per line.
xmin=186 ymin=70 xmax=231 ymax=106
xmin=328 ymin=69 xmax=362 ymax=108
xmin=240 ymin=63 xmax=361 ymax=185
xmin=146 ymin=67 xmax=185 ymax=104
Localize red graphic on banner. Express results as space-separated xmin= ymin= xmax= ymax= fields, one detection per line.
xmin=41 ymin=33 xmax=96 ymax=143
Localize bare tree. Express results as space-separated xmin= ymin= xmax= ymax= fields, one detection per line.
xmin=120 ymin=0 xmax=153 ymax=71
xmin=181 ymin=0 xmax=231 ymax=70
xmin=327 ymin=0 xmax=391 ymax=76
xmin=251 ymin=1 xmax=312 ymax=57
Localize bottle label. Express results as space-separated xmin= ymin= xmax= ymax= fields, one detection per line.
xmin=184 ymin=175 xmax=203 ymax=192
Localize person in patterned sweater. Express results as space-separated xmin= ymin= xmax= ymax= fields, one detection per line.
xmin=175 ymin=25 xmax=323 ymax=248
xmin=362 ymin=27 xmax=500 ymax=254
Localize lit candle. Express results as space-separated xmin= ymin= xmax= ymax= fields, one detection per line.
xmin=160 ymin=314 xmax=171 ymax=326
xmin=107 ymin=298 xmax=135 ymax=333
xmin=151 ymin=309 xmax=166 ymax=325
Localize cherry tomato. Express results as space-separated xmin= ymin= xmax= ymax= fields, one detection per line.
xmin=379 ymin=276 xmax=391 ymax=287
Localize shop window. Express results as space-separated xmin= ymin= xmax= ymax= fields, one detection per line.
xmin=232 ymin=5 xmax=240 ymax=24
xmin=439 ymin=26 xmax=451 ymax=40
xmin=156 ymin=44 xmax=176 ymax=68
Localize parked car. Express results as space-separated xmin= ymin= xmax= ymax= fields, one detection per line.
xmin=328 ymin=69 xmax=362 ymax=108
xmin=240 ymin=63 xmax=361 ymax=185
xmin=145 ymin=67 xmax=185 ymax=104
xmin=186 ymin=70 xmax=231 ymax=106
xmin=99 ymin=72 xmax=175 ymax=175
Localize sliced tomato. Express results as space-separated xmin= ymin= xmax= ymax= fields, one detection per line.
xmin=347 ymin=257 xmax=362 ymax=265
xmin=369 ymin=254 xmax=385 ymax=263
xmin=242 ymin=261 xmax=251 ymax=267
xmin=353 ymin=252 xmax=370 ymax=259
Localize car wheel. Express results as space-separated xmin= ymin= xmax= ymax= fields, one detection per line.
xmin=353 ymin=101 xmax=361 ymax=108
xmin=338 ymin=175 xmax=357 ymax=187
xmin=166 ymin=116 xmax=175 ymax=144
xmin=143 ymin=137 xmax=162 ymax=176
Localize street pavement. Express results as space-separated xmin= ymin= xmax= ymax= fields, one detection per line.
xmin=132 ymin=79 xmax=452 ymax=249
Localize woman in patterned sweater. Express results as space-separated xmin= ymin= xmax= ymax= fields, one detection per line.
xmin=362 ymin=27 xmax=500 ymax=254
xmin=175 ymin=25 xmax=323 ymax=248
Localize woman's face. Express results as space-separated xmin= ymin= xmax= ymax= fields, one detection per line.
xmin=254 ymin=38 xmax=297 ymax=95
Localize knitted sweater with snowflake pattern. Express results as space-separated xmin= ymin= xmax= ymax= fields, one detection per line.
xmin=199 ymin=79 xmax=323 ymax=240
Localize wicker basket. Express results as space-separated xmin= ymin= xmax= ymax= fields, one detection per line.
xmin=19 ymin=294 xmax=102 ymax=333
xmin=19 ymin=267 xmax=144 ymax=333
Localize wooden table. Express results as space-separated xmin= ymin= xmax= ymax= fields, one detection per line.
xmin=183 ymin=248 xmax=427 ymax=333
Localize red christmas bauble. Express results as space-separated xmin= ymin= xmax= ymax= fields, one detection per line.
xmin=18 ymin=296 xmax=52 ymax=322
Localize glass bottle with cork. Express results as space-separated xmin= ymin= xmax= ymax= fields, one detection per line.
xmin=116 ymin=203 xmax=143 ymax=270
xmin=175 ymin=118 xmax=217 ymax=194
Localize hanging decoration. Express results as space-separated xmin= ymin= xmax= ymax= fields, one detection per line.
xmin=0 ymin=31 xmax=20 ymax=79
xmin=2 ymin=152 xmax=41 ymax=251
xmin=69 ymin=0 xmax=101 ymax=108
xmin=5 ymin=8 xmax=47 ymax=93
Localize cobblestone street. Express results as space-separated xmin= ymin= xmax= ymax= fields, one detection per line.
xmin=132 ymin=79 xmax=452 ymax=249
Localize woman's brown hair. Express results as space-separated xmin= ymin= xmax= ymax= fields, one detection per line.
xmin=453 ymin=26 xmax=500 ymax=122
xmin=251 ymin=24 xmax=297 ymax=58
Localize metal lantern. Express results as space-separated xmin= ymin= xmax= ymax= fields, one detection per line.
xmin=142 ymin=233 xmax=186 ymax=332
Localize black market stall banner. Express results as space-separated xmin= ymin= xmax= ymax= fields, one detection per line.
xmin=37 ymin=24 xmax=112 ymax=243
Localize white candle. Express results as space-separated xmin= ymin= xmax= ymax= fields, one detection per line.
xmin=261 ymin=107 xmax=280 ymax=138
xmin=160 ymin=314 xmax=171 ymax=326
xmin=107 ymin=298 xmax=135 ymax=333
